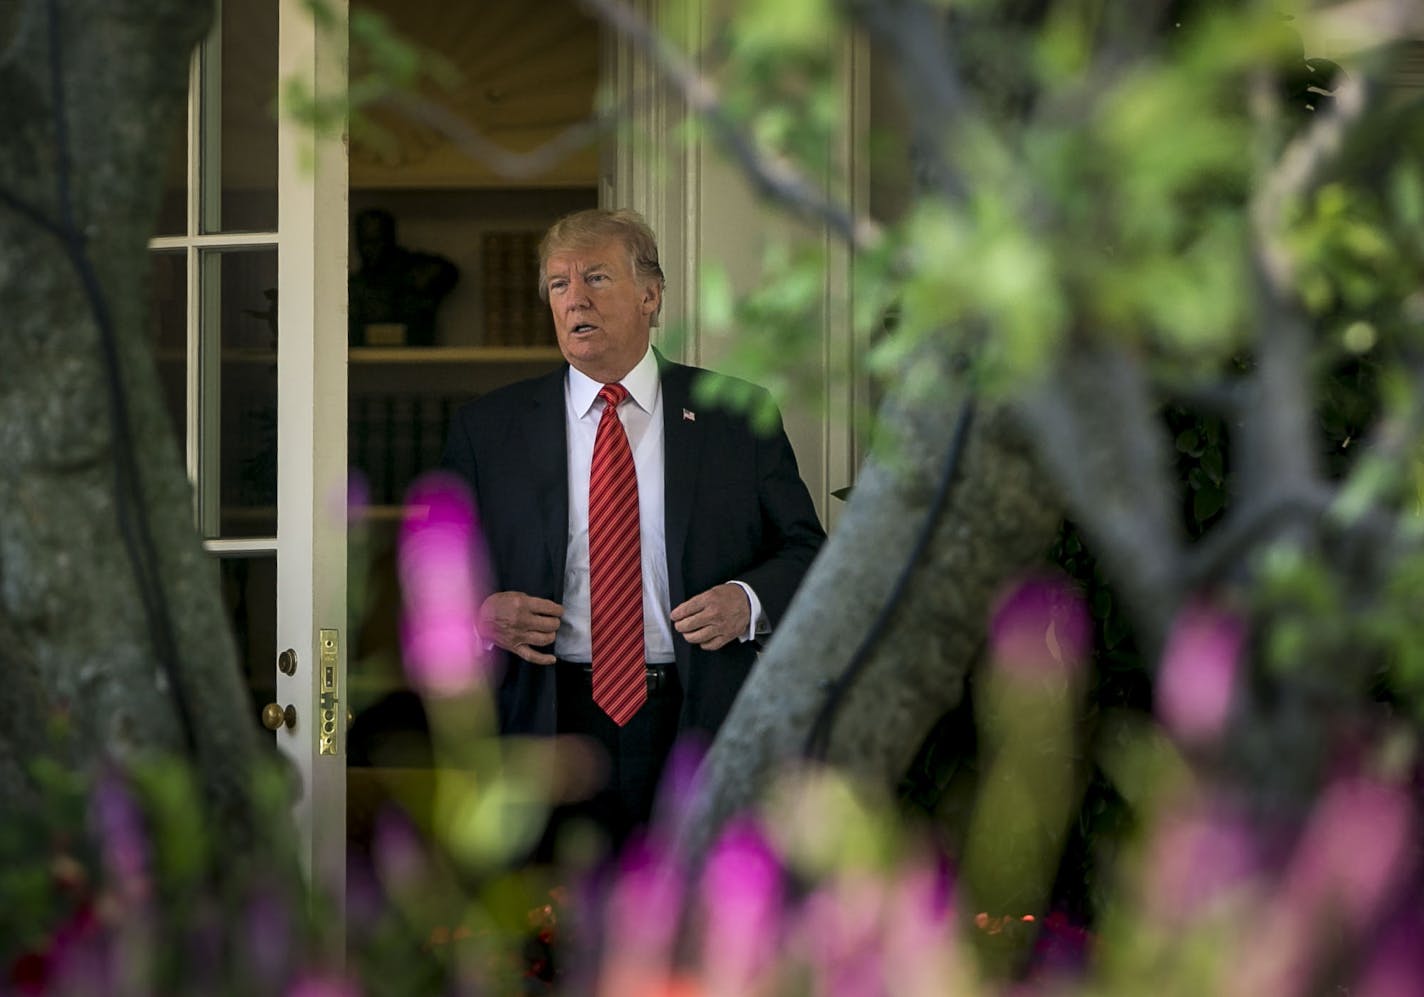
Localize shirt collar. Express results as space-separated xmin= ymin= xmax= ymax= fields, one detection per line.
xmin=568 ymin=346 xmax=660 ymax=418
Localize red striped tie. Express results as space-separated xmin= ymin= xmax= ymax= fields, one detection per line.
xmin=589 ymin=383 xmax=646 ymax=725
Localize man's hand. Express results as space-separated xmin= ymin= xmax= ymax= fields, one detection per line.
xmin=671 ymin=583 xmax=751 ymax=651
xmin=479 ymin=592 xmax=563 ymax=665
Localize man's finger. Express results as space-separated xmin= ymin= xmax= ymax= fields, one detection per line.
xmin=680 ymin=624 xmax=720 ymax=645
xmin=525 ymin=597 xmax=565 ymax=617
xmin=669 ymin=594 xmax=708 ymax=622
xmin=515 ymin=643 xmax=557 ymax=665
xmin=673 ymin=611 xmax=711 ymax=634
xmin=524 ymin=616 xmax=561 ymax=636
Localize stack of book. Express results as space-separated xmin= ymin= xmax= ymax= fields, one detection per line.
xmin=480 ymin=230 xmax=556 ymax=346
xmin=349 ymin=393 xmax=476 ymax=508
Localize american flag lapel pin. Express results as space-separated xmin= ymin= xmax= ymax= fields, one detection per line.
xmin=683 ymin=408 xmax=696 ymax=422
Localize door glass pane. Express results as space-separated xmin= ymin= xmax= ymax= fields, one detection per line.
xmin=148 ymin=251 xmax=187 ymax=448
xmin=156 ymin=125 xmax=187 ymax=236
xmin=202 ymin=0 xmax=278 ymax=233
xmin=219 ymin=555 xmax=277 ymax=738
xmin=205 ymin=248 xmax=278 ymax=538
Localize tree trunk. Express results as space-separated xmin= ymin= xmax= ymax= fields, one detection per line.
xmin=0 ymin=0 xmax=269 ymax=849
xmin=682 ymin=343 xmax=1062 ymax=856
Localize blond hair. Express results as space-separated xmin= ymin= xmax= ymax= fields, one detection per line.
xmin=538 ymin=208 xmax=666 ymax=325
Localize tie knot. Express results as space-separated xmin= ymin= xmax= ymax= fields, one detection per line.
xmin=599 ymin=383 xmax=629 ymax=409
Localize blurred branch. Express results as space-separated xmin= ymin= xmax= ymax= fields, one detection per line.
xmin=1251 ymin=70 xmax=1372 ymax=295
xmin=1304 ymin=0 xmax=1424 ymax=60
xmin=0 ymin=0 xmax=40 ymax=72
xmin=1240 ymin=68 xmax=1376 ymax=525
xmin=1181 ymin=482 xmax=1331 ymax=589
xmin=1016 ymin=342 xmax=1184 ymax=652
xmin=1090 ymin=0 xmax=1176 ymax=76
xmin=844 ymin=0 xmax=977 ymax=204
xmin=580 ymin=0 xmax=882 ymax=252
xmin=1156 ymin=377 xmax=1248 ymax=419
xmin=371 ymin=90 xmax=618 ymax=182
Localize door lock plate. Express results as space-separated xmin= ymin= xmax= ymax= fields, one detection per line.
xmin=318 ymin=629 xmax=340 ymax=756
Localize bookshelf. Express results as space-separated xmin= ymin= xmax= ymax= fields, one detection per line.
xmin=347 ymin=344 xmax=565 ymax=511
xmin=349 ymin=345 xmax=561 ymax=364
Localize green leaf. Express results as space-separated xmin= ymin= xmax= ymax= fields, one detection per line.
xmin=1192 ymin=484 xmax=1224 ymax=521
xmin=698 ymin=263 xmax=735 ymax=333
xmin=1390 ymin=164 xmax=1424 ymax=229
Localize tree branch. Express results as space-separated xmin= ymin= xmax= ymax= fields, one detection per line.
xmin=371 ymin=89 xmax=618 ymax=183
xmin=1015 ymin=342 xmax=1185 ymax=653
xmin=845 ymin=0 xmax=978 ymax=205
xmin=1239 ymin=62 xmax=1380 ymax=530
xmin=581 ymin=0 xmax=882 ymax=251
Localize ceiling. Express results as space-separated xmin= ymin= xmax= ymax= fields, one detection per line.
xmin=166 ymin=0 xmax=602 ymax=197
xmin=350 ymin=0 xmax=602 ymax=187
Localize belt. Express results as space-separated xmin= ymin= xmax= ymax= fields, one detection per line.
xmin=559 ymin=660 xmax=672 ymax=693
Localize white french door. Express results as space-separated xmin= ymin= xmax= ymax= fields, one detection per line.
xmin=148 ymin=0 xmax=349 ymax=902
xmin=275 ymin=0 xmax=350 ymax=901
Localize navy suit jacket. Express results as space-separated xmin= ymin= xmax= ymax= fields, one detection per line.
xmin=441 ymin=352 xmax=825 ymax=739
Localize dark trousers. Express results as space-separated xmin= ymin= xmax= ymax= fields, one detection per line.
xmin=548 ymin=659 xmax=683 ymax=853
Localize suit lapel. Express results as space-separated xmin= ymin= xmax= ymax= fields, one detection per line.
xmin=660 ymin=357 xmax=702 ymax=610
xmin=521 ymin=367 xmax=570 ymax=594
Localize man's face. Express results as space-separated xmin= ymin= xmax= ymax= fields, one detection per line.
xmin=545 ymin=238 xmax=660 ymax=384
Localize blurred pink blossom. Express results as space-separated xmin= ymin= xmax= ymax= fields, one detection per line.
xmin=1155 ymin=600 xmax=1244 ymax=746
xmin=1239 ymin=778 xmax=1416 ymax=996
xmin=598 ymin=839 xmax=686 ymax=997
xmin=1142 ymin=801 xmax=1260 ymax=923
xmin=286 ymin=973 xmax=361 ymax=997
xmin=651 ymin=735 xmax=708 ymax=835
xmin=989 ymin=575 xmax=1092 ymax=678
xmin=1284 ymin=776 xmax=1415 ymax=931
xmin=92 ymin=773 xmax=150 ymax=906
xmin=345 ymin=469 xmax=370 ymax=521
xmin=1354 ymin=907 xmax=1424 ymax=997
xmin=798 ymin=875 xmax=887 ymax=997
xmin=371 ymin=809 xmax=429 ymax=898
xmin=882 ymin=861 xmax=962 ymax=996
xmin=398 ymin=472 xmax=489 ymax=696
xmin=698 ymin=819 xmax=783 ymax=995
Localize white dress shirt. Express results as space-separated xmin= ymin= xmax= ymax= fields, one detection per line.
xmin=554 ymin=346 xmax=764 ymax=663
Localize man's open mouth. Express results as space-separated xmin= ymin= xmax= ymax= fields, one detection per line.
xmin=572 ymin=322 xmax=597 ymax=333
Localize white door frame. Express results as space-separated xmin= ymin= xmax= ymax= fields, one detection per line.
xmin=275 ymin=0 xmax=349 ymax=900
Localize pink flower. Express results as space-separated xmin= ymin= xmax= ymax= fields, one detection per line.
xmin=989 ymin=575 xmax=1092 ymax=679
xmin=651 ymin=735 xmax=708 ymax=834
xmin=398 ymin=472 xmax=489 ymax=696
xmin=1237 ymin=778 xmax=1415 ymax=996
xmin=1354 ymin=906 xmax=1424 ymax=997
xmin=798 ymin=876 xmax=887 ymax=997
xmin=598 ymin=840 xmax=686 ymax=997
xmin=92 ymin=773 xmax=150 ymax=906
xmin=1155 ymin=600 xmax=1244 ymax=746
xmin=1284 ymin=776 xmax=1415 ymax=931
xmin=286 ymin=973 xmax=361 ymax=997
xmin=698 ymin=820 xmax=783 ymax=994
xmin=1142 ymin=801 xmax=1260 ymax=923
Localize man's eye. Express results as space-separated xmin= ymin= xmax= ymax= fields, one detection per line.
xmin=549 ymin=280 xmax=567 ymax=292
xmin=588 ymin=274 xmax=607 ymax=284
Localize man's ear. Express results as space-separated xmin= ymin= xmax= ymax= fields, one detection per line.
xmin=641 ymin=281 xmax=662 ymax=316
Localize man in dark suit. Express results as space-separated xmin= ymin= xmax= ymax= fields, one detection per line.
xmin=442 ymin=208 xmax=824 ymax=847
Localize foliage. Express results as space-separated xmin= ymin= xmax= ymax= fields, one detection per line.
xmin=14 ymin=0 xmax=1424 ymax=992
xmin=11 ymin=528 xmax=1419 ymax=994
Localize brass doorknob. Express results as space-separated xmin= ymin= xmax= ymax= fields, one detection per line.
xmin=262 ymin=703 xmax=296 ymax=731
